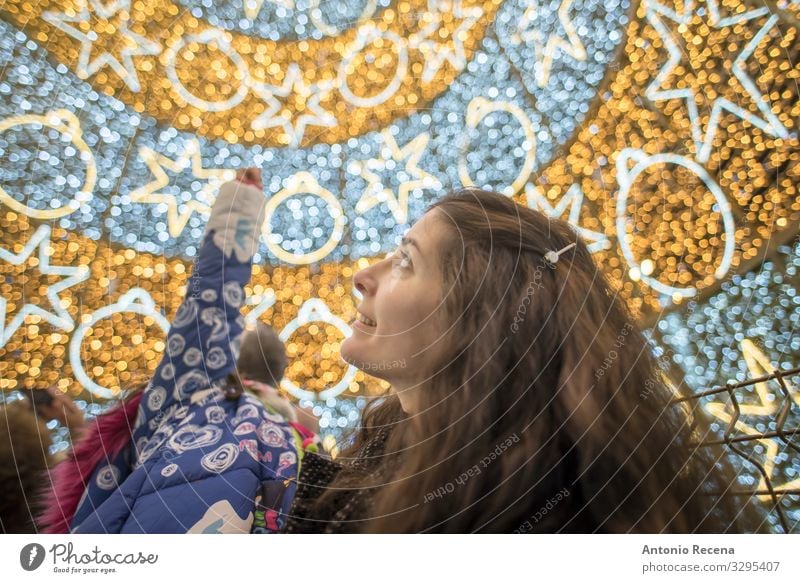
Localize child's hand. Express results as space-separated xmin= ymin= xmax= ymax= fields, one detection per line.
xmin=236 ymin=168 xmax=262 ymax=190
xmin=207 ymin=168 xmax=267 ymax=261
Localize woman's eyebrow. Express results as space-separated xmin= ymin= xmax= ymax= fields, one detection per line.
xmin=401 ymin=236 xmax=421 ymax=255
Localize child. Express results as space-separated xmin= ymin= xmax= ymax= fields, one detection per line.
xmin=40 ymin=170 xmax=316 ymax=533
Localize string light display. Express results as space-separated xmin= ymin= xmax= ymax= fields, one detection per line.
xmin=654 ymin=240 xmax=800 ymax=531
xmin=0 ymin=0 xmax=799 ymax=527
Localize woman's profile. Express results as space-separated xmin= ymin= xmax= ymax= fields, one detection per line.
xmin=281 ymin=179 xmax=769 ymax=534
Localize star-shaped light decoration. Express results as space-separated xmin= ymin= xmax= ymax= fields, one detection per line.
xmin=524 ymin=183 xmax=610 ymax=253
xmin=130 ymin=139 xmax=236 ymax=238
xmin=351 ymin=129 xmax=442 ymax=224
xmin=0 ymin=225 xmax=90 ymax=348
xmin=643 ymin=0 xmax=792 ymax=163
xmin=409 ymin=0 xmax=484 ymax=83
xmin=733 ymin=339 xmax=799 ymax=415
xmin=704 ymin=339 xmax=800 ymax=500
xmin=249 ymin=63 xmax=337 ymax=148
xmin=43 ymin=0 xmax=161 ymax=92
xmin=511 ymin=0 xmax=587 ymax=88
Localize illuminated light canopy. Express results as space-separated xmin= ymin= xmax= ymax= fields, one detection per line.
xmin=0 ymin=1 xmax=798 ymax=510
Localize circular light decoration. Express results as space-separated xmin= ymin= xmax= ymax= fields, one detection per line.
xmin=262 ymin=171 xmax=346 ymax=265
xmin=0 ymin=109 xmax=96 ymax=219
xmin=164 ymin=28 xmax=250 ymax=113
xmin=615 ymin=149 xmax=737 ymax=300
xmin=278 ymin=298 xmax=357 ymax=400
xmin=457 ymin=96 xmax=537 ymax=196
xmin=69 ymin=288 xmax=171 ymax=398
xmin=338 ymin=23 xmax=409 ymax=108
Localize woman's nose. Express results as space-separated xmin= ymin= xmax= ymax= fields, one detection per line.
xmin=353 ymin=267 xmax=374 ymax=296
xmin=353 ymin=256 xmax=388 ymax=296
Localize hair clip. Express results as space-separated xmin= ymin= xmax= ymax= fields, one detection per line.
xmin=543 ymin=241 xmax=577 ymax=266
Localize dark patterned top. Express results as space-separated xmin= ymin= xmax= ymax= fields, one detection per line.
xmin=279 ymin=427 xmax=391 ymax=533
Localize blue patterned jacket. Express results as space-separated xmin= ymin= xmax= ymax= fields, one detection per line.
xmin=69 ymin=180 xmax=303 ymax=533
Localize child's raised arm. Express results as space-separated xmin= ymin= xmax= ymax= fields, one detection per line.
xmin=131 ymin=169 xmax=267 ymax=458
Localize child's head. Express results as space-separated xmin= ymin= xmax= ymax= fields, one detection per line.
xmin=236 ymin=323 xmax=301 ymax=423
xmin=237 ymin=322 xmax=287 ymax=388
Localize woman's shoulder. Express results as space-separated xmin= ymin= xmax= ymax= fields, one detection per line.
xmin=296 ymin=450 xmax=345 ymax=486
xmin=282 ymin=451 xmax=364 ymax=533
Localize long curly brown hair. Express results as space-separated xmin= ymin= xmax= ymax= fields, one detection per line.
xmin=312 ymin=188 xmax=769 ymax=533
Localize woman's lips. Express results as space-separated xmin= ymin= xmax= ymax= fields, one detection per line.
xmin=353 ymin=318 xmax=377 ymax=332
xmin=356 ymin=312 xmax=377 ymax=326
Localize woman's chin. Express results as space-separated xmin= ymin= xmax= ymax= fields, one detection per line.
xmin=340 ymin=337 xmax=358 ymax=363
xmin=340 ymin=340 xmax=366 ymax=369
xmin=340 ymin=344 xmax=390 ymax=381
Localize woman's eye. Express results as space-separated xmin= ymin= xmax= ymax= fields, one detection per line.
xmin=392 ymin=250 xmax=412 ymax=270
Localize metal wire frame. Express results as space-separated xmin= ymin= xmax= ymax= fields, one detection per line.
xmin=672 ymin=364 xmax=800 ymax=533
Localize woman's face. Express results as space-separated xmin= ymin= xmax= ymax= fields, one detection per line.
xmin=341 ymin=209 xmax=449 ymax=405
